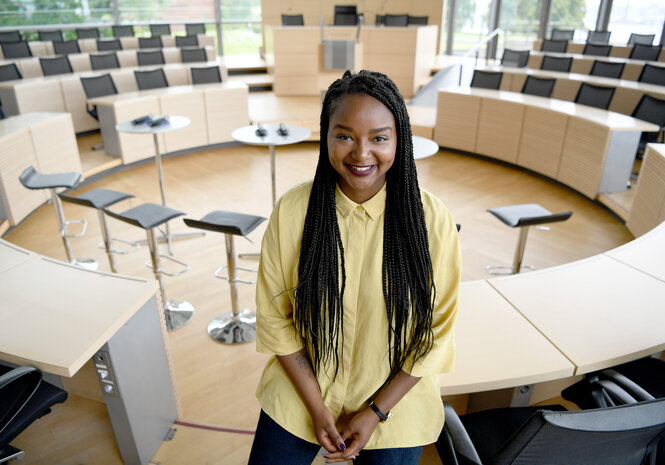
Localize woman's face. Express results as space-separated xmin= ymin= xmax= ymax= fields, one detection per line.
xmin=327 ymin=93 xmax=397 ymax=204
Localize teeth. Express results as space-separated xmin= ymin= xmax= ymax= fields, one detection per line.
xmin=350 ymin=165 xmax=372 ymax=171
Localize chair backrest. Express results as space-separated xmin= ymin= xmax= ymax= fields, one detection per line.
xmin=175 ymin=35 xmax=198 ymax=47
xmin=185 ymin=23 xmax=206 ymax=35
xmin=191 ymin=66 xmax=222 ymax=84
xmin=407 ymin=15 xmax=428 ymax=25
xmin=540 ymin=55 xmax=573 ymax=72
xmin=628 ymin=33 xmax=654 ymax=46
xmin=0 ymin=31 xmax=21 ymax=43
xmin=137 ymin=50 xmax=165 ymax=66
xmin=134 ymin=69 xmax=168 ymax=90
xmin=587 ymin=30 xmax=611 ymax=44
xmin=150 ymin=24 xmax=171 ymax=37
xmin=541 ymin=39 xmax=568 ymax=53
xmin=1 ymin=41 xmax=32 ymax=59
xmin=76 ymin=27 xmax=99 ymax=39
xmin=501 ymin=49 xmax=530 ymax=68
xmin=38 ymin=30 xmax=63 ymax=42
xmin=0 ymin=366 xmax=42 ymax=444
xmin=638 ymin=64 xmax=665 ymax=86
xmin=80 ymin=73 xmax=118 ymax=99
xmin=589 ymin=60 xmax=625 ymax=79
xmin=39 ymin=56 xmax=73 ymax=76
xmin=281 ymin=14 xmax=304 ymax=26
xmin=53 ymin=40 xmax=81 ymax=55
xmin=384 ymin=14 xmax=408 ymax=27
xmin=470 ymin=70 xmax=503 ymax=90
xmin=574 ymin=82 xmax=615 ymax=109
xmin=181 ymin=47 xmax=207 ymax=63
xmin=89 ymin=52 xmax=120 ymax=70
xmin=138 ymin=36 xmax=163 ymax=49
xmin=521 ymin=75 xmax=556 ymax=98
xmin=375 ymin=15 xmax=384 ymax=25
xmin=631 ymin=94 xmax=665 ymax=128
xmin=583 ymin=42 xmax=611 ymax=57
xmin=96 ymin=38 xmax=122 ymax=51
xmin=492 ymin=400 xmax=665 ymax=465
xmin=0 ymin=63 xmax=22 ymax=82
xmin=551 ymin=28 xmax=574 ymax=40
xmin=334 ymin=5 xmax=357 ymax=26
xmin=112 ymin=24 xmax=135 ymax=37
xmin=629 ymin=44 xmax=662 ymax=61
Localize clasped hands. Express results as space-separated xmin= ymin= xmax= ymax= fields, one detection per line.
xmin=313 ymin=405 xmax=380 ymax=463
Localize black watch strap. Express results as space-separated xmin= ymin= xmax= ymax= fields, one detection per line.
xmin=368 ymin=401 xmax=391 ymax=422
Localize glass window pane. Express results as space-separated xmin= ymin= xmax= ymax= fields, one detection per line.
xmin=607 ymin=0 xmax=664 ymax=45
xmin=550 ymin=0 xmax=599 ymax=42
xmin=452 ymin=0 xmax=492 ymax=56
xmin=498 ymin=0 xmax=543 ymax=58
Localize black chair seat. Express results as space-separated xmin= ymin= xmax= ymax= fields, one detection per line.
xmin=59 ymin=188 xmax=133 ymax=210
xmin=487 ymin=203 xmax=573 ymax=228
xmin=105 ymin=203 xmax=184 ymax=230
xmin=19 ymin=166 xmax=80 ymax=190
xmin=183 ymin=210 xmax=265 ymax=236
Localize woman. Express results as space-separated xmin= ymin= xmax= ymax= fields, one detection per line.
xmin=249 ymin=70 xmax=460 ymax=464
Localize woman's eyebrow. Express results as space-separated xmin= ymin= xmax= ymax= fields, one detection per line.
xmin=332 ymin=124 xmax=353 ymax=131
xmin=369 ymin=127 xmax=393 ymax=134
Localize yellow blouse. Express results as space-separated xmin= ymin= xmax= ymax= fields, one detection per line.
xmin=255 ymin=180 xmax=461 ymax=449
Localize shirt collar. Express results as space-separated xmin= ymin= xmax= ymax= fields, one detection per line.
xmin=335 ymin=183 xmax=387 ymax=221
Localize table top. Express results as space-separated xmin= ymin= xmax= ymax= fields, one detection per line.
xmin=116 ymin=115 xmax=191 ymax=135
xmin=605 ymin=220 xmax=665 ymax=283
xmin=413 ymin=135 xmax=439 ymax=160
xmin=232 ymin=123 xmax=311 ymax=147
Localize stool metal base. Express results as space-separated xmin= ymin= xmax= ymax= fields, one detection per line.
xmin=73 ymin=258 xmax=100 ymax=271
xmin=207 ymin=309 xmax=256 ymax=344
xmin=165 ymin=300 xmax=195 ymax=331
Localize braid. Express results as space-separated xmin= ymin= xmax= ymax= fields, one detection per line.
xmin=294 ymin=70 xmax=435 ymax=381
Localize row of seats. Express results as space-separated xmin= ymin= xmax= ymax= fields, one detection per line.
xmin=0 ymin=23 xmax=207 ymax=43
xmin=1 ymin=35 xmax=203 ymax=59
xmin=540 ymin=40 xmax=663 ymax=60
xmin=550 ymin=28 xmax=656 ymax=46
xmin=280 ymin=12 xmax=428 ymax=27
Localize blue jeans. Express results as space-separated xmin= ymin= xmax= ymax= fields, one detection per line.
xmin=247 ymin=410 xmax=423 ymax=465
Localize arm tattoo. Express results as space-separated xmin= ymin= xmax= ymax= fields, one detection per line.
xmin=296 ymin=353 xmax=317 ymax=381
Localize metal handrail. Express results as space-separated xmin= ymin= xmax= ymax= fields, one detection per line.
xmin=459 ymin=28 xmax=502 ymax=85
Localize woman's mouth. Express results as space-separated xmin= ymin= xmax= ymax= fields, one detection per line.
xmin=345 ymin=164 xmax=376 ymax=176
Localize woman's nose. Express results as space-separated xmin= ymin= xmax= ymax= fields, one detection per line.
xmin=354 ymin=139 xmax=370 ymax=159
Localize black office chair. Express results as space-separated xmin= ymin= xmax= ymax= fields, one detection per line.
xmin=540 ymin=39 xmax=568 ymax=53
xmin=38 ymin=30 xmax=63 ymax=42
xmin=181 ymin=47 xmax=208 ymax=63
xmin=589 ymin=60 xmax=625 ymax=79
xmin=137 ymin=50 xmax=165 ymax=66
xmin=375 ymin=15 xmax=384 ymax=25
xmin=96 ymin=38 xmax=122 ymax=51
xmin=551 ymin=28 xmax=574 ymax=40
xmin=407 ymin=15 xmax=428 ymax=25
xmin=80 ymin=74 xmax=118 ymax=150
xmin=630 ymin=44 xmax=662 ymax=61
xmin=630 ymin=94 xmax=665 ymax=155
xmin=334 ymin=5 xmax=357 ymax=26
xmin=574 ymin=82 xmax=615 ymax=109
xmin=39 ymin=56 xmax=73 ymax=76
xmin=521 ymin=75 xmax=556 ymax=97
xmin=582 ymin=42 xmax=611 ymax=57
xmin=586 ymin=30 xmax=611 ymax=44
xmin=628 ymin=33 xmax=655 ymax=46
xmin=1 ymin=41 xmax=32 ymax=59
xmin=134 ymin=69 xmax=169 ymax=90
xmin=112 ymin=24 xmax=135 ymax=37
xmin=191 ymin=66 xmax=222 ymax=84
xmin=0 ymin=63 xmax=21 ymax=82
xmin=281 ymin=14 xmax=304 ymax=26
xmin=138 ymin=36 xmax=163 ymax=49
xmin=89 ymin=52 xmax=120 ymax=70
xmin=0 ymin=31 xmax=21 ymax=43
xmin=175 ymin=35 xmax=198 ymax=47
xmin=470 ymin=70 xmax=503 ymax=89
xmin=500 ymin=49 xmax=530 ymax=68
xmin=540 ymin=55 xmax=572 ymax=72
xmin=638 ymin=63 xmax=665 ymax=86
xmin=0 ymin=365 xmax=68 ymax=463
xmin=53 ymin=40 xmax=81 ymax=55
xmin=436 ymin=399 xmax=665 ymax=465
xmin=384 ymin=14 xmax=408 ymax=27
xmin=150 ymin=24 xmax=171 ymax=37
xmin=76 ymin=27 xmax=100 ymax=39
xmin=185 ymin=23 xmax=206 ymax=35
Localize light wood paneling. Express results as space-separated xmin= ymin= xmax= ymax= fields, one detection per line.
xmin=517 ymin=106 xmax=567 ymax=178
xmin=627 ymin=144 xmax=665 ymax=236
xmin=30 ymin=114 xmax=82 ymax=174
xmin=433 ymin=91 xmax=480 ymax=152
xmin=204 ymin=86 xmax=250 ymax=144
xmin=476 ymin=98 xmax=524 ymax=163
xmin=160 ymin=90 xmax=208 ymax=153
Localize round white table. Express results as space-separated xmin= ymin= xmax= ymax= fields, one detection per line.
xmin=413 ymin=135 xmax=440 ymax=160
xmin=232 ymin=123 xmax=312 ymax=207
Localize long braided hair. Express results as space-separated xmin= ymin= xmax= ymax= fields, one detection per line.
xmin=293 ymin=70 xmax=436 ymax=381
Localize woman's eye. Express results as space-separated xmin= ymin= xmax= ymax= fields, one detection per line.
xmin=336 ymin=134 xmax=351 ymax=140
xmin=374 ymin=136 xmax=388 ymax=142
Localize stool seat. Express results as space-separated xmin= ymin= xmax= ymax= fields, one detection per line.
xmin=183 ymin=211 xmax=266 ymax=236
xmin=105 ymin=203 xmax=184 ymax=230
xmin=59 ymin=188 xmax=133 ymax=210
xmin=488 ymin=204 xmax=572 ymax=228
xmin=19 ymin=166 xmax=81 ymax=190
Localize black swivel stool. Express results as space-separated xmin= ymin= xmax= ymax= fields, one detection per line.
xmin=59 ymin=189 xmax=138 ymax=273
xmin=105 ymin=203 xmax=194 ymax=331
xmin=183 ymin=210 xmax=266 ymax=344
xmin=18 ymin=166 xmax=97 ymax=270
xmin=486 ymin=203 xmax=572 ymax=275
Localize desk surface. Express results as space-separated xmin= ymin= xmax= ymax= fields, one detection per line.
xmin=0 ymin=112 xmax=71 ymax=137
xmin=0 ymin=240 xmax=157 ymax=377
xmin=606 ymin=220 xmax=665 ymax=283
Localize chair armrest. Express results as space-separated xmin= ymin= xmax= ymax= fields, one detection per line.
xmin=596 ymin=379 xmax=639 ymax=405
xmin=442 ymin=401 xmax=482 ymax=464
xmin=601 ymin=369 xmax=655 ymax=402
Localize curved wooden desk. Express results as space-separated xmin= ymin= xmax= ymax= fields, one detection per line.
xmin=532 ymin=39 xmax=665 ymax=62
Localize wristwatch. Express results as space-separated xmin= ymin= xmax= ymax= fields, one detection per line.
xmin=368 ymin=400 xmax=393 ymax=422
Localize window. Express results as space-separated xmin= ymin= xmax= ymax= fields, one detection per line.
xmin=607 ymin=0 xmax=664 ymax=44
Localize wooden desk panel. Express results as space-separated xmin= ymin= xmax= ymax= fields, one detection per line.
xmin=159 ymin=90 xmax=207 ymax=153
xmin=517 ymin=105 xmax=567 ymax=178
xmin=626 ymin=144 xmax=665 ymax=237
xmin=433 ymin=90 xmax=480 ymax=152
xmin=30 ymin=114 xmax=82 ymax=175
xmin=476 ymin=98 xmax=524 ymax=163
xmin=532 ymin=40 xmax=665 ymax=62
xmin=204 ymin=85 xmax=250 ymax=144
xmin=528 ymin=51 xmax=656 ymax=82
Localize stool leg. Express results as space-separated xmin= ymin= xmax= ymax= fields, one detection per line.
xmin=98 ymin=209 xmax=117 ymax=273
xmin=512 ymin=227 xmax=530 ymax=274
xmin=51 ymin=188 xmax=98 ymax=270
xmin=207 ymin=234 xmax=257 ymax=344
